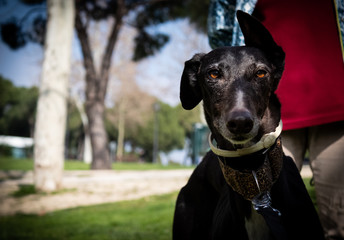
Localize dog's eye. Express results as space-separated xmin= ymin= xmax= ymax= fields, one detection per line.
xmin=208 ymin=70 xmax=221 ymax=79
xmin=256 ymin=70 xmax=267 ymax=78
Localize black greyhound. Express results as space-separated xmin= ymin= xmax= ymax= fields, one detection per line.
xmin=173 ymin=11 xmax=325 ymax=240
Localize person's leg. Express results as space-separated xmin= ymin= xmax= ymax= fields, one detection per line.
xmin=309 ymin=121 xmax=344 ymax=240
xmin=281 ymin=128 xmax=307 ymax=171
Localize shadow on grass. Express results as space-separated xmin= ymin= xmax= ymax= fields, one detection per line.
xmin=11 ymin=184 xmax=77 ymax=198
xmin=11 ymin=184 xmax=36 ymax=198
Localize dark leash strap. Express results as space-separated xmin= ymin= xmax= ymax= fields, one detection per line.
xmin=257 ymin=207 xmax=287 ymax=240
xmin=253 ymin=192 xmax=288 ymax=240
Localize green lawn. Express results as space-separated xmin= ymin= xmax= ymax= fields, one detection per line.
xmin=0 ymin=157 xmax=193 ymax=171
xmin=0 ymin=182 xmax=317 ymax=240
xmin=0 ymin=193 xmax=178 ymax=240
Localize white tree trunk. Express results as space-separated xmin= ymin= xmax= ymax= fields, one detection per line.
xmin=34 ymin=0 xmax=75 ymax=192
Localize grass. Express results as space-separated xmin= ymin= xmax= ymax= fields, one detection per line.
xmin=0 ymin=193 xmax=178 ymax=240
xmin=303 ymin=177 xmax=317 ymax=210
xmin=0 ymin=183 xmax=317 ymax=240
xmin=0 ymin=157 xmax=193 ymax=171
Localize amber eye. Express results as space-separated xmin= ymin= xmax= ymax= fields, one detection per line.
xmin=208 ymin=70 xmax=221 ymax=79
xmin=256 ymin=70 xmax=267 ymax=78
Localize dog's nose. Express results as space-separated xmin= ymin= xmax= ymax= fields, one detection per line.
xmin=227 ymin=111 xmax=254 ymax=134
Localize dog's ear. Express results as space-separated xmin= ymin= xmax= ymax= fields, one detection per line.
xmin=180 ymin=53 xmax=205 ymax=110
xmin=237 ymin=11 xmax=285 ymax=90
xmin=236 ymin=11 xmax=284 ymax=57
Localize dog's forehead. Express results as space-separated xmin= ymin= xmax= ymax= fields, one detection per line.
xmin=202 ymin=46 xmax=269 ymax=68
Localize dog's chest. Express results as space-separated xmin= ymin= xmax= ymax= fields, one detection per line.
xmin=245 ymin=207 xmax=270 ymax=240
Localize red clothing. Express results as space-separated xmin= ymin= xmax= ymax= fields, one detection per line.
xmin=254 ymin=0 xmax=344 ymax=130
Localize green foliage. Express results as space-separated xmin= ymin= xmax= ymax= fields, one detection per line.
xmin=65 ymin=101 xmax=84 ymax=159
xmin=176 ymin=104 xmax=202 ymax=138
xmin=171 ymin=0 xmax=210 ymax=32
xmin=133 ymin=102 xmax=185 ymax=161
xmin=105 ymin=101 xmax=202 ymax=162
xmin=0 ymin=76 xmax=38 ymax=137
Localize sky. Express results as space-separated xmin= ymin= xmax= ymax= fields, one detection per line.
xmin=0 ymin=0 xmax=211 ymax=106
xmin=0 ymin=0 xmax=45 ymax=87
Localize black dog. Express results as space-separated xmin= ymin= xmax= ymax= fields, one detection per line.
xmin=173 ymin=11 xmax=325 ymax=240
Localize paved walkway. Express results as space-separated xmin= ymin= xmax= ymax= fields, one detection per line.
xmin=0 ymin=165 xmax=312 ymax=216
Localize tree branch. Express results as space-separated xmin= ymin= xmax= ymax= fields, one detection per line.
xmin=75 ymin=10 xmax=98 ymax=100
xmin=75 ymin=11 xmax=96 ymax=77
xmin=98 ymin=0 xmax=125 ymax=100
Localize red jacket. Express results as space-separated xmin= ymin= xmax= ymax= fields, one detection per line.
xmin=254 ymin=0 xmax=344 ymax=130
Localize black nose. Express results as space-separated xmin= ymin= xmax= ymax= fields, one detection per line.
xmin=227 ymin=111 xmax=254 ymax=134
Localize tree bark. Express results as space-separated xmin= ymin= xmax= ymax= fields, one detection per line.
xmin=34 ymin=0 xmax=74 ymax=192
xmin=116 ymin=100 xmax=125 ymax=162
xmin=75 ymin=1 xmax=125 ymax=169
xmin=87 ymin=100 xmax=111 ymax=169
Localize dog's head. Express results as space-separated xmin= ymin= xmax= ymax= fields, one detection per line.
xmin=180 ymin=11 xmax=285 ymax=150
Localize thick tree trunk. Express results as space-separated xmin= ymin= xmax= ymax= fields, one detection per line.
xmin=87 ymin=100 xmax=111 ymax=169
xmin=34 ymin=0 xmax=74 ymax=192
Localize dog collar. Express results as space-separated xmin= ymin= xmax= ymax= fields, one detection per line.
xmin=208 ymin=120 xmax=283 ymax=157
xmin=218 ymin=137 xmax=284 ymax=201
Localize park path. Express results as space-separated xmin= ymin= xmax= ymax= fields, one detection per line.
xmin=0 ymin=169 xmax=193 ymax=216
xmin=0 ymin=165 xmax=312 ymax=216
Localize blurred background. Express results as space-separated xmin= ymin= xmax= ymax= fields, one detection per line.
xmin=0 ymin=0 xmax=212 ymax=168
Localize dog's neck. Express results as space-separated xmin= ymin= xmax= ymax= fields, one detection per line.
xmin=214 ymin=134 xmax=284 ymax=202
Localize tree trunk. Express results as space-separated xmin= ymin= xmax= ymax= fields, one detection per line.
xmin=75 ymin=1 xmax=125 ymax=169
xmin=34 ymin=0 xmax=74 ymax=192
xmin=116 ymin=100 xmax=125 ymax=162
xmin=74 ymin=95 xmax=92 ymax=164
xmin=87 ymin=100 xmax=111 ymax=169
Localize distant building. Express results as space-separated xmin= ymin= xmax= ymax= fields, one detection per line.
xmin=0 ymin=136 xmax=34 ymax=158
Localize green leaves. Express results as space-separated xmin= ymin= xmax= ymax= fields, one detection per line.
xmin=0 ymin=76 xmax=38 ymax=137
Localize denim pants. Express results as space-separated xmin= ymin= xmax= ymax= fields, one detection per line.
xmin=282 ymin=121 xmax=344 ymax=240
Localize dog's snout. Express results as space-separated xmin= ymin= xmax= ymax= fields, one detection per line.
xmin=226 ymin=111 xmax=254 ymax=134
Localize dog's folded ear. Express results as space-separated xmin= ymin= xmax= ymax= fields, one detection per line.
xmin=237 ymin=10 xmax=285 ymax=90
xmin=180 ymin=53 xmax=205 ymax=110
